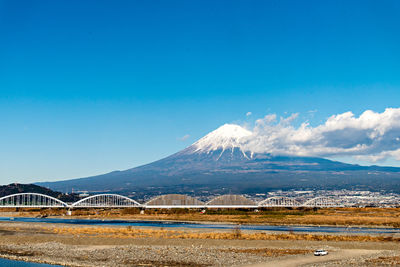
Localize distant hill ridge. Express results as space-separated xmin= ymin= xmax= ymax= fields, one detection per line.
xmin=0 ymin=183 xmax=79 ymax=202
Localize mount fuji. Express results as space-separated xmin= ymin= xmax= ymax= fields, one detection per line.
xmin=37 ymin=124 xmax=400 ymax=196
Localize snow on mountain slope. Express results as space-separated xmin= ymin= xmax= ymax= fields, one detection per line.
xmin=192 ymin=124 xmax=252 ymax=158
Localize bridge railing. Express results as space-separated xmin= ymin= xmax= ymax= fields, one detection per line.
xmin=258 ymin=196 xmax=302 ymax=207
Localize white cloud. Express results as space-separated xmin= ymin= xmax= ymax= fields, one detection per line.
xmin=246 ymin=112 xmax=252 ymax=117
xmin=179 ymin=134 xmax=190 ymax=141
xmin=241 ymin=108 xmax=400 ymax=162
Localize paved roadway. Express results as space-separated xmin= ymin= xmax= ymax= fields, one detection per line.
xmin=244 ymin=249 xmax=379 ymax=267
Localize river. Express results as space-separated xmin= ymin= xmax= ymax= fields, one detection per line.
xmin=0 ymin=258 xmax=60 ymax=266
xmin=0 ymin=217 xmax=399 ymax=234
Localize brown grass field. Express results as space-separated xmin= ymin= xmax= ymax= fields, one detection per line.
xmin=46 ymin=225 xmax=400 ymax=242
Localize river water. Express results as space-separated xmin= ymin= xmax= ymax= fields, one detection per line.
xmin=1 ymin=216 xmax=399 ymax=234
xmin=0 ymin=258 xmax=60 ymax=266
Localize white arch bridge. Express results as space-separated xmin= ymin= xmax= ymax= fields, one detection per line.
xmin=0 ymin=193 xmax=68 ymax=208
xmin=0 ymin=193 xmax=381 ymax=208
xmin=71 ymin=194 xmax=140 ymax=208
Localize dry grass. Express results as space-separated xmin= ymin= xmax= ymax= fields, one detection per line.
xmin=47 ymin=226 xmax=400 ymax=242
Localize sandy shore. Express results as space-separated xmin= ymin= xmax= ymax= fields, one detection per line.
xmin=0 ymin=221 xmax=399 ymax=266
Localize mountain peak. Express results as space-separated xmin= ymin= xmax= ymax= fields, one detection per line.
xmin=192 ymin=124 xmax=252 ymax=154
xmin=37 ymin=125 xmax=400 ymax=195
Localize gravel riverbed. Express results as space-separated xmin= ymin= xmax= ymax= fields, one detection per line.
xmin=0 ymin=242 xmax=277 ymax=267
xmin=0 ymin=221 xmax=399 ymax=266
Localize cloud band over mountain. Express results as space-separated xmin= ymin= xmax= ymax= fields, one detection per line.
xmin=242 ymin=108 xmax=400 ymax=162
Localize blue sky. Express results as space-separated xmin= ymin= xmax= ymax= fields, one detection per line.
xmin=1 ymin=0 xmax=400 ymax=184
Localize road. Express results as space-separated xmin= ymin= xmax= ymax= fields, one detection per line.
xmin=244 ymin=249 xmax=379 ymax=267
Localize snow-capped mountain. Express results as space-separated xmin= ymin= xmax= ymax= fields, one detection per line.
xmin=192 ymin=124 xmax=252 ymax=155
xmin=37 ymin=124 xmax=400 ymax=196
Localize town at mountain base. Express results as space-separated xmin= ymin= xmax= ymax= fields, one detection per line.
xmin=37 ymin=124 xmax=400 ymax=196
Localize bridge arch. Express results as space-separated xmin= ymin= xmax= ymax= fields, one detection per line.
xmin=0 ymin=193 xmax=68 ymax=208
xmin=206 ymin=194 xmax=257 ymax=208
xmin=145 ymin=194 xmax=204 ymax=208
xmin=71 ymin=194 xmax=141 ymax=208
xmin=302 ymin=197 xmax=338 ymax=207
xmin=258 ymin=196 xmax=301 ymax=207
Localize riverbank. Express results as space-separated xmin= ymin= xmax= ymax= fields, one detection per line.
xmin=0 ymin=221 xmax=399 ymax=266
